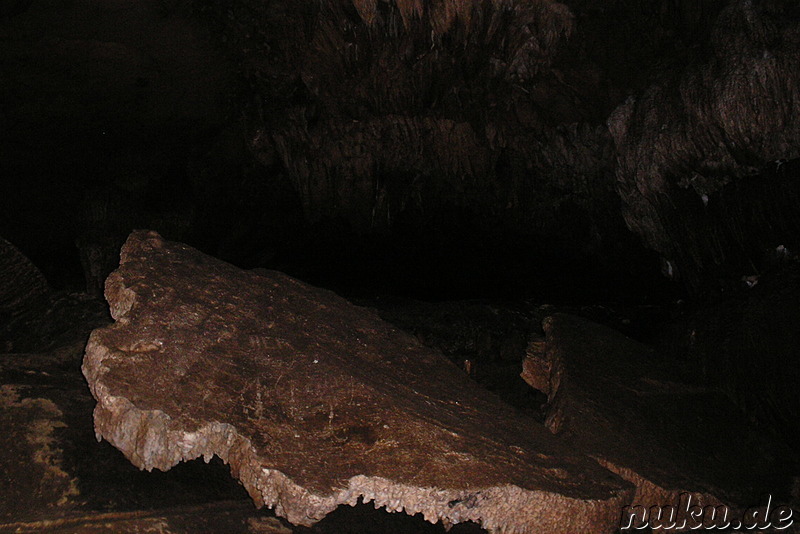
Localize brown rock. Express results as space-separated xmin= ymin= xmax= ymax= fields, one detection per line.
xmin=523 ymin=313 xmax=793 ymax=529
xmin=0 ymin=236 xmax=50 ymax=320
xmin=82 ymin=230 xmax=632 ymax=533
xmin=0 ymin=338 xmax=267 ymax=532
xmin=0 ymin=236 xmax=53 ymax=352
xmin=608 ymin=2 xmax=800 ymax=289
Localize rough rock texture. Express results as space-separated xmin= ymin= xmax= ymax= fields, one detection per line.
xmin=239 ymin=0 xmax=622 ymax=265
xmin=4 ymin=0 xmax=800 ymax=301
xmin=191 ymin=0 xmax=800 ymax=297
xmin=523 ymin=313 xmax=793 ymax=521
xmin=0 ymin=236 xmax=50 ymax=321
xmin=0 ymin=267 xmax=269 ymax=532
xmin=0 ymin=235 xmax=112 ymax=353
xmin=608 ymin=1 xmax=800 ymax=289
xmin=242 ymin=0 xmax=588 ymax=238
xmin=190 ymin=0 xmax=659 ymax=298
xmin=82 ymin=231 xmax=633 ymax=533
xmin=368 ymin=298 xmax=547 ymax=420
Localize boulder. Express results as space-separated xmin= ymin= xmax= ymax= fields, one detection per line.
xmin=82 ymin=230 xmax=632 ymax=533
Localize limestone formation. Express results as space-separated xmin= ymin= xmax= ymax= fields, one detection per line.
xmin=0 ymin=236 xmax=50 ymax=320
xmin=0 ymin=236 xmax=54 ymax=352
xmin=523 ymin=313 xmax=793 ymax=529
xmin=608 ymin=1 xmax=800 ymax=289
xmin=83 ymin=230 xmax=633 ymax=533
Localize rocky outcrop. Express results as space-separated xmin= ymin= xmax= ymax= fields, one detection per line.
xmin=82 ymin=231 xmax=633 ymax=533
xmin=0 ymin=383 xmax=80 ymax=521
xmin=608 ymin=1 xmax=800 ymax=289
xmin=523 ymin=313 xmax=793 ymax=528
xmin=0 ymin=236 xmax=51 ymax=352
xmin=0 ymin=236 xmax=50 ymax=321
xmin=244 ymin=0 xmax=590 ymax=239
xmin=0 ymin=235 xmax=111 ymax=353
xmin=5 ymin=0 xmax=800 ymax=300
xmin=197 ymin=0 xmax=646 ymax=296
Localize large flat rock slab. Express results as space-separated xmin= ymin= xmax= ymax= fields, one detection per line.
xmin=523 ymin=313 xmax=793 ymax=525
xmin=82 ymin=230 xmax=632 ymax=533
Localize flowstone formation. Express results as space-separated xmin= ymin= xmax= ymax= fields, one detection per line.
xmin=82 ymin=230 xmax=632 ymax=533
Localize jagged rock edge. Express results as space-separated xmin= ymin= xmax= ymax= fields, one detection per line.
xmin=82 ymin=278 xmax=629 ymax=533
xmin=537 ymin=315 xmax=740 ymax=521
xmin=83 ymin=330 xmax=627 ymax=533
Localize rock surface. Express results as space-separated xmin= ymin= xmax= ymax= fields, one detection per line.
xmin=523 ymin=313 xmax=793 ymax=525
xmin=82 ymin=230 xmax=632 ymax=533
xmin=0 ymin=236 xmax=50 ymax=320
xmin=0 ymin=266 xmax=262 ymax=533
xmin=608 ymin=2 xmax=800 ymax=289
xmin=0 ymin=235 xmax=110 ymax=353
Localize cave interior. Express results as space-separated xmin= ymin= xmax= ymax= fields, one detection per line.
xmin=1 ymin=0 xmax=799 ymax=532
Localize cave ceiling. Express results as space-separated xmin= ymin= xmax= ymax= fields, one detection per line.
xmin=1 ymin=0 xmax=799 ymax=298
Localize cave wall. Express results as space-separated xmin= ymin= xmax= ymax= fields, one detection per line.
xmin=191 ymin=0 xmax=669 ymax=297
xmin=3 ymin=0 xmax=799 ymax=298
xmin=609 ymin=0 xmax=800 ymax=289
xmin=193 ymin=0 xmax=800 ymax=295
xmin=0 ymin=0 xmax=237 ymax=287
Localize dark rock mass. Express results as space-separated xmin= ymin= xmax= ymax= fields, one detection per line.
xmin=523 ymin=313 xmax=793 ymax=521
xmin=0 ymin=236 xmax=50 ymax=323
